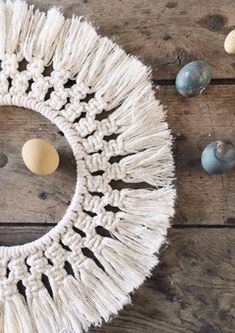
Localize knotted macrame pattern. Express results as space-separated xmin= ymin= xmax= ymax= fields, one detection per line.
xmin=0 ymin=1 xmax=175 ymax=332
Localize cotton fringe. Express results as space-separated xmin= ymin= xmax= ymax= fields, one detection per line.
xmin=0 ymin=1 xmax=176 ymax=333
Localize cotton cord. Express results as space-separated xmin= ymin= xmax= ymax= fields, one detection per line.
xmin=0 ymin=1 xmax=175 ymax=332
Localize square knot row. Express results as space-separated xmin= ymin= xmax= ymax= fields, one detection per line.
xmin=27 ymin=59 xmax=45 ymax=77
xmin=1 ymin=53 xmax=18 ymax=76
xmin=83 ymin=234 xmax=105 ymax=253
xmin=86 ymin=174 xmax=111 ymax=193
xmin=69 ymin=82 xmax=89 ymax=101
xmin=83 ymin=95 xmax=107 ymax=115
xmin=8 ymin=257 xmax=28 ymax=279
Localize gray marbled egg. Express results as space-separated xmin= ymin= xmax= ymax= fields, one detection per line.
xmin=201 ymin=140 xmax=235 ymax=174
xmin=176 ymin=60 xmax=211 ymax=97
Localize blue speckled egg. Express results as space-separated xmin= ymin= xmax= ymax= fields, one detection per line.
xmin=201 ymin=140 xmax=235 ymax=174
xmin=176 ymin=60 xmax=211 ymax=97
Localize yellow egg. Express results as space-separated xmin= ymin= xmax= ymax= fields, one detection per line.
xmin=22 ymin=139 xmax=59 ymax=176
xmin=224 ymin=29 xmax=235 ymax=54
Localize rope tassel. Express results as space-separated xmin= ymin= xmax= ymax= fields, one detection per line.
xmin=0 ymin=1 xmax=175 ymax=332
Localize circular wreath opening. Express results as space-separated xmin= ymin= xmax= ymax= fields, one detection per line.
xmin=0 ymin=104 xmax=77 ymax=242
xmin=0 ymin=2 xmax=175 ymax=332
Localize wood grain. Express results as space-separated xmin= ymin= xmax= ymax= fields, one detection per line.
xmin=28 ymin=0 xmax=235 ymax=80
xmin=1 ymin=86 xmax=235 ymax=225
xmin=0 ymin=106 xmax=76 ymax=223
xmin=157 ymin=84 xmax=235 ymax=225
xmin=1 ymin=227 xmax=234 ymax=332
xmin=0 ymin=225 xmax=52 ymax=246
xmin=91 ymin=228 xmax=235 ymax=333
xmin=0 ymin=1 xmax=234 ymax=333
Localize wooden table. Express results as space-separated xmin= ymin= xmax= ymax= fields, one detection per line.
xmin=1 ymin=0 xmax=235 ymax=332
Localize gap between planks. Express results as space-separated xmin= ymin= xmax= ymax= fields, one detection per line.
xmin=0 ymin=223 xmax=235 ymax=228
xmin=154 ymin=78 xmax=235 ymax=86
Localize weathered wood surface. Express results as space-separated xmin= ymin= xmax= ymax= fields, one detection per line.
xmin=1 ymin=86 xmax=235 ymax=225
xmin=29 ymin=0 xmax=235 ymax=80
xmin=158 ymin=84 xmax=235 ymax=225
xmin=91 ymin=229 xmax=235 ymax=333
xmin=1 ymin=227 xmax=234 ymax=333
xmin=0 ymin=106 xmax=76 ymax=223
xmin=0 ymin=225 xmax=52 ymax=246
xmin=0 ymin=1 xmax=235 ymax=332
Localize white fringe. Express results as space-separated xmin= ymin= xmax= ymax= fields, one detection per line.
xmin=53 ymin=17 xmax=98 ymax=76
xmin=34 ymin=8 xmax=65 ymax=65
xmin=21 ymin=7 xmax=65 ymax=64
xmin=119 ymin=187 xmax=175 ymax=218
xmin=95 ymin=54 xmax=151 ymax=110
xmin=120 ymin=146 xmax=174 ymax=186
xmin=55 ymin=275 xmax=101 ymax=330
xmin=76 ymin=37 xmax=114 ymax=88
xmin=79 ymin=260 xmax=130 ymax=322
xmin=110 ymin=187 xmax=176 ymax=254
xmin=0 ymin=1 xmax=6 ymax=59
xmin=53 ymin=285 xmax=83 ymax=333
xmin=91 ymin=46 xmax=126 ymax=94
xmin=4 ymin=294 xmax=34 ymax=333
xmin=21 ymin=8 xmax=45 ymax=62
xmin=100 ymin=239 xmax=158 ymax=291
xmin=28 ymin=289 xmax=65 ymax=333
xmin=5 ymin=0 xmax=29 ymax=57
xmin=0 ymin=303 xmax=3 ymax=333
xmin=109 ymin=83 xmax=158 ymax=131
xmin=0 ymin=1 xmax=176 ymax=332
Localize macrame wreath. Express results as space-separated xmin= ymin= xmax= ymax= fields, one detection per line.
xmin=0 ymin=1 xmax=175 ymax=332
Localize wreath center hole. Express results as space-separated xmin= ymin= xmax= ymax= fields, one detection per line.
xmin=0 ymin=105 xmax=76 ymax=246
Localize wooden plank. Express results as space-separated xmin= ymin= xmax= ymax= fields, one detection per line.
xmin=29 ymin=0 xmax=235 ymax=80
xmin=91 ymin=228 xmax=235 ymax=333
xmin=0 ymin=106 xmax=76 ymax=223
xmin=157 ymin=84 xmax=235 ymax=225
xmin=0 ymin=226 xmax=234 ymax=332
xmin=1 ymin=85 xmax=235 ymax=225
xmin=0 ymin=225 xmax=52 ymax=246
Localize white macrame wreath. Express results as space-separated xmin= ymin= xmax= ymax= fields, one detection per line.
xmin=0 ymin=1 xmax=176 ymax=332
